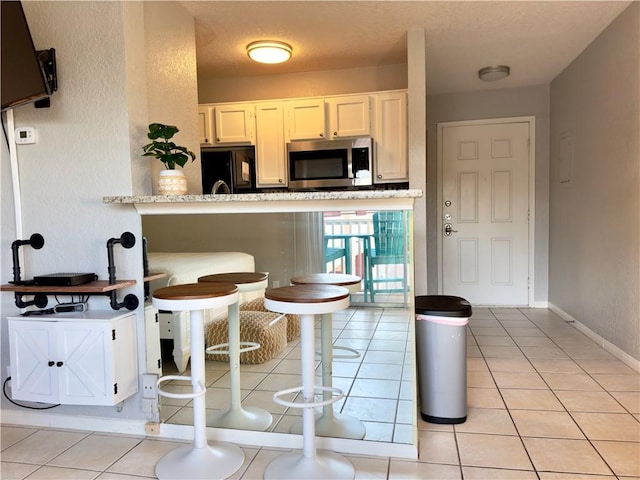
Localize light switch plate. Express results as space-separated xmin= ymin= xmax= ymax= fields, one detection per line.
xmin=15 ymin=127 xmax=36 ymax=144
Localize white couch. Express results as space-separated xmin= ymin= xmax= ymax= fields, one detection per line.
xmin=148 ymin=252 xmax=263 ymax=372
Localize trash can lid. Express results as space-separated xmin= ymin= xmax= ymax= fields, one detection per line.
xmin=415 ymin=295 xmax=472 ymax=317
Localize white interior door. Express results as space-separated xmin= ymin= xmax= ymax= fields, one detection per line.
xmin=440 ymin=120 xmax=531 ymax=306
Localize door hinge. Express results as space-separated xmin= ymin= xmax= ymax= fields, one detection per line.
xmin=114 ymin=383 xmax=118 ymax=394
xmin=112 ymin=329 xmax=116 ymax=341
xmin=157 ymin=358 xmax=162 ymax=369
xmin=155 ymin=313 xmax=159 ymax=323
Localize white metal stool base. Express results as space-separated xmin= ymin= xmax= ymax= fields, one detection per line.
xmin=155 ymin=439 xmax=244 ymax=480
xmin=290 ymin=411 xmax=366 ymax=439
xmin=263 ymin=450 xmax=354 ymax=480
xmin=207 ymin=405 xmax=272 ymax=431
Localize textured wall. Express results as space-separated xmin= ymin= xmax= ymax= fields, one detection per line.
xmin=198 ymin=63 xmax=407 ymax=103
xmin=549 ymin=3 xmax=639 ymax=360
xmin=144 ymin=1 xmax=200 ymax=194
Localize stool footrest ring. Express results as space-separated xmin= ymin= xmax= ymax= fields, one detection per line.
xmin=329 ymin=345 xmax=361 ymax=360
xmin=206 ymin=341 xmax=261 ymax=355
xmin=156 ymin=375 xmax=205 ymax=400
xmin=273 ymin=385 xmax=343 ymax=409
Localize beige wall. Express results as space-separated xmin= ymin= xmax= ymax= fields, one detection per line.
xmin=198 ymin=63 xmax=407 ymax=103
xmin=142 ymin=213 xmax=299 ymax=287
xmin=549 ymin=2 xmax=639 ymax=361
xmin=144 ymin=1 xmax=200 ymax=194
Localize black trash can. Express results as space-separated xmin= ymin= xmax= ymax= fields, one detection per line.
xmin=415 ymin=295 xmax=472 ymax=424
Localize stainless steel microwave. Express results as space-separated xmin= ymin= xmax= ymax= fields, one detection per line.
xmin=287 ymin=137 xmax=373 ymax=189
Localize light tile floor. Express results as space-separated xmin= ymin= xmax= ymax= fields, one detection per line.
xmin=2 ymin=307 xmax=639 ymax=479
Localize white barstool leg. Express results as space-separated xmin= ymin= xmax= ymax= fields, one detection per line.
xmin=316 ymin=313 xmax=365 ymax=438
xmin=207 ymin=301 xmax=272 ymax=430
xmin=264 ymin=312 xmax=354 ymax=480
xmin=155 ymin=309 xmax=244 ymax=480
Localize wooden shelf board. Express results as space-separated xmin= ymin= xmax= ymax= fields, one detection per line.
xmin=144 ymin=272 xmax=167 ymax=282
xmin=0 ymin=280 xmax=136 ymax=294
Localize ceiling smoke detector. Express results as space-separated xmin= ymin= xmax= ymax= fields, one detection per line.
xmin=478 ymin=65 xmax=510 ymax=81
xmin=247 ymin=40 xmax=292 ymax=64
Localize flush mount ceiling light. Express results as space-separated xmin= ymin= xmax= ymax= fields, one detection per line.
xmin=247 ymin=40 xmax=292 ymax=64
xmin=478 ymin=65 xmax=510 ymax=82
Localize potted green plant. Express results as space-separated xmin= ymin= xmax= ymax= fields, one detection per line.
xmin=142 ymin=123 xmax=195 ymax=195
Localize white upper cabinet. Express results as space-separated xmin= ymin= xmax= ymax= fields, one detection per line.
xmin=198 ymin=105 xmax=214 ymax=146
xmin=328 ymin=95 xmax=371 ymax=139
xmin=214 ymin=103 xmax=255 ymax=145
xmin=285 ymin=99 xmax=326 ymax=141
xmin=255 ymin=102 xmax=287 ymax=187
xmin=374 ymin=91 xmax=408 ymax=183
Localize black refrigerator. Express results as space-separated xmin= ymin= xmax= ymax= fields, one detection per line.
xmin=201 ymin=146 xmax=257 ymax=194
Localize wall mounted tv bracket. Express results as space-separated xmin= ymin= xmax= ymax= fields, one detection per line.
xmin=106 ymin=232 xmax=139 ymax=311
xmin=9 ymin=232 xmax=139 ymax=311
xmin=34 ymin=48 xmax=57 ymax=109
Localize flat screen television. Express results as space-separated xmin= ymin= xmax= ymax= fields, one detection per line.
xmin=1 ymin=1 xmax=52 ymax=111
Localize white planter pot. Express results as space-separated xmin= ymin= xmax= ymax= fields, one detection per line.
xmin=158 ymin=169 xmax=187 ymax=195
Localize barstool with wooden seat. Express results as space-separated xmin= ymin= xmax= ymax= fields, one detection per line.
xmin=290 ymin=273 xmax=366 ymax=440
xmin=264 ymin=284 xmax=355 ymax=480
xmin=152 ymin=283 xmax=244 ymax=480
xmin=198 ymin=272 xmax=272 ymax=431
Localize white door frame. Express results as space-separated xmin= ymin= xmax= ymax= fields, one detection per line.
xmin=436 ymin=116 xmax=536 ymax=307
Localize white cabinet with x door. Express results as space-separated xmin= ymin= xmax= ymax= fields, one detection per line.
xmin=8 ymin=310 xmax=138 ymax=406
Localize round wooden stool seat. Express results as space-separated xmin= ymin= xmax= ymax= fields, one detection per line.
xmin=291 ymin=273 xmax=361 ymax=292
xmin=198 ymin=272 xmax=268 ymax=292
xmin=264 ymin=284 xmax=354 ymax=480
xmin=152 ymin=282 xmax=238 ymax=311
xmin=265 ymin=284 xmax=349 ymax=314
xmin=289 ymin=273 xmax=365 ymax=440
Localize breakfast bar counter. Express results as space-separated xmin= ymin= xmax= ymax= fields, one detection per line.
xmin=103 ymin=188 xmax=422 ymax=460
xmin=103 ymin=189 xmax=423 ymax=215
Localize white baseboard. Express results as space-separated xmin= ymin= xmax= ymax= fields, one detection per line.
xmin=533 ymin=301 xmax=549 ymax=308
xmin=0 ymin=409 xmax=418 ymax=460
xmin=548 ymin=303 xmax=640 ymax=373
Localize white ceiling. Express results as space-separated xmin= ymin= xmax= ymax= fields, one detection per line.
xmin=180 ymin=1 xmax=632 ymax=95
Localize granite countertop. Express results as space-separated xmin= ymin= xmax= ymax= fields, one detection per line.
xmin=103 ymin=189 xmax=423 ymax=204
xmin=103 ymin=189 xmax=423 ymax=214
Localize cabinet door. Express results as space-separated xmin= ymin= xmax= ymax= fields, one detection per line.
xmin=57 ymin=322 xmax=113 ymax=405
xmin=328 ymin=95 xmax=371 ymax=139
xmin=286 ymin=99 xmax=326 ymax=141
xmin=144 ymin=304 xmax=162 ymax=375
xmin=198 ymin=105 xmax=214 ymax=145
xmin=214 ymin=104 xmax=255 ymax=144
xmin=255 ymin=102 xmax=287 ymax=187
xmin=374 ymin=92 xmax=408 ymax=183
xmin=8 ymin=320 xmax=58 ymax=404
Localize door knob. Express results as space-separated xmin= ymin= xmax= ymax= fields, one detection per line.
xmin=444 ymin=223 xmax=458 ymax=236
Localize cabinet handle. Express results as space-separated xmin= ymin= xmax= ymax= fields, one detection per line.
xmin=278 ymin=179 xmax=283 ymax=183
xmin=319 ymin=133 xmax=324 ymax=137
xmin=48 ymin=361 xmax=55 ymax=367
xmin=56 ymin=361 xmax=64 ymax=367
xmin=377 ymin=174 xmax=383 ymax=179
xmin=216 ymin=138 xmax=220 ymax=142
xmin=333 ymin=131 xmax=338 ymax=136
